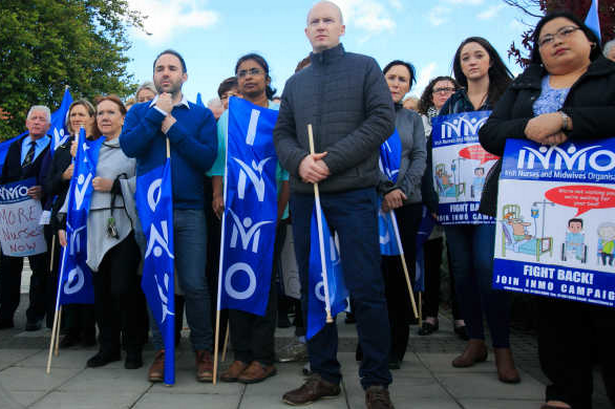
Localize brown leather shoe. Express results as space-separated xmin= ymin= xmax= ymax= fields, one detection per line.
xmin=452 ymin=339 xmax=488 ymax=368
xmin=494 ymin=347 xmax=521 ymax=384
xmin=282 ymin=374 xmax=340 ymax=405
xmin=195 ymin=350 xmax=213 ymax=382
xmin=220 ymin=360 xmax=249 ymax=383
xmin=148 ymin=350 xmax=165 ymax=383
xmin=365 ymin=385 xmax=395 ymax=409
xmin=238 ymin=361 xmax=277 ymax=384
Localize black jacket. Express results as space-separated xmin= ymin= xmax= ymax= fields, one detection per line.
xmin=42 ymin=137 xmax=73 ymax=229
xmin=274 ymin=43 xmax=395 ymax=194
xmin=478 ymin=56 xmax=615 ymax=216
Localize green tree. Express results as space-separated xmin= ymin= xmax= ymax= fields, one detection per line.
xmin=0 ymin=0 xmax=146 ymax=139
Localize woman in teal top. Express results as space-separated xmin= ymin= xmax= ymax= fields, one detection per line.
xmin=210 ymin=53 xmax=289 ymax=384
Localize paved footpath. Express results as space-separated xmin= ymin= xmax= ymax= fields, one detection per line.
xmin=0 ymin=295 xmax=611 ymax=408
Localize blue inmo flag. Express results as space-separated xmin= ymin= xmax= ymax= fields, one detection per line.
xmin=136 ymin=157 xmax=175 ymax=385
xmin=218 ymin=97 xmax=279 ymax=316
xmin=378 ymin=129 xmax=402 ymax=255
xmin=585 ymin=0 xmax=601 ymax=42
xmin=379 ymin=129 xmax=401 ymax=183
xmin=50 ymin=88 xmax=73 ymax=156
xmin=195 ymin=92 xmax=205 ymax=107
xmin=307 ymin=206 xmax=348 ymax=340
xmin=56 ymin=129 xmax=101 ymax=307
xmin=0 ymin=132 xmax=28 ymax=178
xmin=379 ymin=208 xmax=401 ymax=256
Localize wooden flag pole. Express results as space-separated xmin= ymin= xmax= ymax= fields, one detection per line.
xmin=213 ymin=308 xmax=221 ymax=385
xmin=307 ymin=124 xmax=333 ymax=324
xmin=54 ymin=308 xmax=62 ymax=356
xmin=389 ymin=210 xmax=418 ymax=319
xmin=221 ymin=324 xmax=230 ymax=362
xmin=212 ymin=130 xmax=226 ymax=385
xmin=46 ymin=236 xmax=61 ymax=373
xmin=418 ymin=292 xmax=423 ymax=327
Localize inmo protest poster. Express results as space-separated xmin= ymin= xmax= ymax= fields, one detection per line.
xmin=493 ymin=138 xmax=615 ymax=307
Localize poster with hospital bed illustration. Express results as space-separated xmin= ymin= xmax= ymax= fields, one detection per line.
xmin=492 ymin=138 xmax=615 ymax=307
xmin=431 ymin=111 xmax=498 ymax=225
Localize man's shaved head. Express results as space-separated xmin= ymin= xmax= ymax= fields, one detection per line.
xmin=307 ymin=1 xmax=343 ymax=25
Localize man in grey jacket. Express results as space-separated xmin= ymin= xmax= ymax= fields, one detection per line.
xmin=273 ymin=2 xmax=396 ymax=408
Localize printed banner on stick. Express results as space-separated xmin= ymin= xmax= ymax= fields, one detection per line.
xmin=493 ymin=138 xmax=615 ymax=307
xmin=431 ymin=111 xmax=497 ymax=225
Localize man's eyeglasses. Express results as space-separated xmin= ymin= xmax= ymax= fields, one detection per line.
xmin=538 ymin=26 xmax=580 ymax=48
xmin=237 ymin=68 xmax=263 ymax=78
xmin=433 ymin=87 xmax=455 ymax=95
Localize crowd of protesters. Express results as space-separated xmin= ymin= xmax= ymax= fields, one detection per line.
xmin=1 ymin=2 xmax=615 ymax=409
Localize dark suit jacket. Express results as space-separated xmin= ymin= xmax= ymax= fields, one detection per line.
xmin=0 ymin=135 xmax=50 ymax=205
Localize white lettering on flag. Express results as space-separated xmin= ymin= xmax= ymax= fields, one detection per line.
xmin=233 ymin=156 xmax=273 ymax=202
xmin=145 ymin=221 xmax=174 ymax=259
xmin=154 ymin=272 xmax=175 ymax=323
xmin=245 ymin=109 xmax=260 ymax=146
xmin=64 ymin=265 xmax=85 ymax=295
xmin=225 ymin=262 xmax=257 ymax=300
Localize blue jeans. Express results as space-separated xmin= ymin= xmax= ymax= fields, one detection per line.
xmin=150 ymin=209 xmax=212 ymax=352
xmin=291 ymin=188 xmax=392 ymax=389
xmin=444 ymin=224 xmax=510 ymax=347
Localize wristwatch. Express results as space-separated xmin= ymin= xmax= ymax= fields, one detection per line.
xmin=559 ymin=111 xmax=571 ymax=131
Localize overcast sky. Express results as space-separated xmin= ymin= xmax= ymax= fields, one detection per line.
xmin=124 ymin=0 xmax=541 ymax=103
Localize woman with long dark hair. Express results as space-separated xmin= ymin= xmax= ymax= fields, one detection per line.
xmin=479 ymin=12 xmax=615 ymax=408
xmin=439 ymin=37 xmax=519 ymax=383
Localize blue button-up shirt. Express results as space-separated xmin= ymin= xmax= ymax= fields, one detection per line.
xmin=20 ymin=135 xmax=50 ymax=165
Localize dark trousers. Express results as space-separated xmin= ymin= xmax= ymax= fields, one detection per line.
xmin=0 ymin=250 xmax=49 ymax=324
xmin=383 ymin=203 xmax=422 ymax=362
xmin=445 ymin=224 xmax=510 ymax=347
xmin=228 ymin=222 xmax=286 ymax=366
xmin=538 ymin=298 xmax=615 ymax=409
xmin=291 ymin=188 xmax=392 ymax=389
xmin=94 ymin=234 xmax=148 ymax=354
xmin=422 ymin=237 xmax=462 ymax=319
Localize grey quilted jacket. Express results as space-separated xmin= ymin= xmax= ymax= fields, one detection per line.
xmin=273 ymin=43 xmax=395 ymax=194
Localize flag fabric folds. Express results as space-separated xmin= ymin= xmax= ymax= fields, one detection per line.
xmin=136 ymin=157 xmax=176 ymax=385
xmin=49 ymin=88 xmax=73 ymax=155
xmin=378 ymin=129 xmax=403 ymax=256
xmin=56 ymin=129 xmax=100 ymax=306
xmin=307 ymin=206 xmax=348 ymax=340
xmin=585 ymin=0 xmax=601 ymax=42
xmin=0 ymin=132 xmax=28 ymax=177
xmin=379 ymin=129 xmax=402 ymax=183
xmin=379 ymin=208 xmax=401 ymax=256
xmin=218 ymin=97 xmax=279 ymax=316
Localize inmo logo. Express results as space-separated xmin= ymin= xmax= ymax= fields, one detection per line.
xmin=441 ymin=116 xmax=489 ymax=138
xmin=516 ymin=144 xmax=615 ymax=172
xmin=0 ymin=185 xmax=28 ymax=201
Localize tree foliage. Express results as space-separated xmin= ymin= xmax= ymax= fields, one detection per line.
xmin=0 ymin=0 xmax=146 ymax=139
xmin=505 ymin=0 xmax=615 ymax=67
